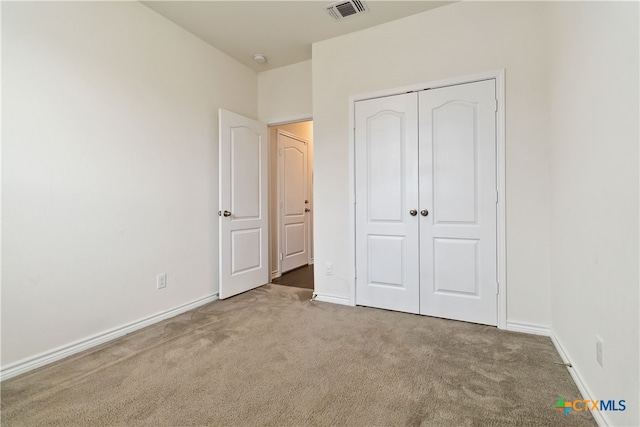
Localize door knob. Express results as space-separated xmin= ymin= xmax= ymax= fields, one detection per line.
xmin=421 ymin=209 xmax=429 ymax=217
xmin=409 ymin=209 xmax=417 ymax=216
xmin=218 ymin=210 xmax=231 ymax=217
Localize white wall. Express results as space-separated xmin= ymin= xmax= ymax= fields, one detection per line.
xmin=2 ymin=1 xmax=257 ymax=367
xmin=258 ymin=60 xmax=312 ymax=124
xmin=312 ymin=1 xmax=552 ymax=325
xmin=548 ymin=2 xmax=639 ymax=425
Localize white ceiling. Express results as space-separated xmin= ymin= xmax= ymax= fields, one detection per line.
xmin=141 ymin=1 xmax=453 ymax=72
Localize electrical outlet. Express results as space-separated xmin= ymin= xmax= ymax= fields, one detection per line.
xmin=596 ymin=336 xmax=604 ymax=367
xmin=325 ymin=262 xmax=333 ymax=276
xmin=157 ymin=273 xmax=167 ymax=289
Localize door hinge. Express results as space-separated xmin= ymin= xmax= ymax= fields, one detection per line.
xmin=496 ymin=282 xmax=500 ymax=295
xmin=279 ymin=252 xmax=284 ymax=261
xmin=494 ymin=99 xmax=498 ymax=112
xmin=495 ymin=191 xmax=499 ymax=204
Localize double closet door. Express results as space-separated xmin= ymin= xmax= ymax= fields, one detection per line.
xmin=355 ymin=79 xmax=498 ymax=326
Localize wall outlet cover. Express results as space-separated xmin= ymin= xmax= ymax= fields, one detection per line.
xmin=596 ymin=336 xmax=604 ymax=367
xmin=157 ymin=273 xmax=167 ymax=289
xmin=324 ymin=262 xmax=334 ymax=276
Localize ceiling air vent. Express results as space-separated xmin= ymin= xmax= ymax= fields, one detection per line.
xmin=325 ymin=0 xmax=368 ymax=20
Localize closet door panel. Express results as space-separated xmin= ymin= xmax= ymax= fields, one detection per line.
xmin=432 ymin=102 xmax=478 ymax=224
xmin=419 ymin=80 xmax=498 ymax=326
xmin=355 ymin=93 xmax=419 ymax=314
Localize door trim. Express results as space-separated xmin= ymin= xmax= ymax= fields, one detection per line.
xmin=264 ymin=114 xmax=313 ymax=127
xmin=347 ymin=69 xmax=507 ymax=329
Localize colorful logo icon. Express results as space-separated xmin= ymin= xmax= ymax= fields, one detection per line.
xmin=555 ymin=397 xmax=572 ymax=415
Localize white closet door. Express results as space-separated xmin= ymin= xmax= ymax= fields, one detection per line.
xmin=355 ymin=93 xmax=420 ymax=314
xmin=418 ymin=80 xmax=497 ymax=325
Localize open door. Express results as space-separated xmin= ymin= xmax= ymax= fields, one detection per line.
xmin=219 ymin=109 xmax=269 ymax=299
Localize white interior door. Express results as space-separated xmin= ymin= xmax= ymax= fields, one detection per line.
xmin=419 ymin=80 xmax=497 ymax=325
xmin=219 ymin=109 xmax=268 ymax=299
xmin=355 ymin=93 xmax=420 ymax=314
xmin=278 ymin=131 xmax=309 ymax=273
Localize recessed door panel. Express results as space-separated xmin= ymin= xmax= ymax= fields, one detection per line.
xmin=231 ymin=127 xmax=261 ymax=220
xmin=355 ymin=93 xmax=419 ymax=314
xmin=368 ymin=113 xmax=404 ymax=223
xmin=284 ymin=222 xmax=305 ymax=256
xmin=434 ymin=238 xmax=479 ymax=295
xmin=283 ymin=147 xmax=305 ymax=216
xmin=432 ymin=102 xmax=477 ymax=224
xmin=368 ymin=235 xmax=404 ymax=287
xmin=231 ymin=229 xmax=262 ymax=275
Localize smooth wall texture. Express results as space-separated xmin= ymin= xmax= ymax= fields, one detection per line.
xmin=312 ymin=1 xmax=552 ymax=325
xmin=258 ymin=60 xmax=312 ymax=124
xmin=2 ymin=1 xmax=257 ymax=366
xmin=548 ymin=2 xmax=639 ymax=425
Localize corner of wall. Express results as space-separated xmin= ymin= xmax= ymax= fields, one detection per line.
xmin=258 ymin=60 xmax=312 ymax=123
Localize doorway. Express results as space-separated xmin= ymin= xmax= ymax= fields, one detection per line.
xmin=348 ymin=70 xmax=507 ymax=328
xmin=272 ymin=265 xmax=314 ymax=290
xmin=268 ymin=120 xmax=314 ymax=289
xmin=355 ymin=80 xmax=497 ymax=325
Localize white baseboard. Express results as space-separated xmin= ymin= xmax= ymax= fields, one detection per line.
xmin=0 ymin=293 xmax=219 ymax=382
xmin=312 ymin=293 xmax=351 ymax=306
xmin=505 ymin=321 xmax=551 ymax=336
xmin=505 ymin=323 xmax=613 ymax=426
xmin=270 ymin=270 xmax=281 ymax=280
xmin=550 ymin=333 xmax=609 ymax=427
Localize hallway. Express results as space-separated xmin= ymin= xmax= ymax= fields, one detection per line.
xmin=271 ymin=265 xmax=314 ymax=290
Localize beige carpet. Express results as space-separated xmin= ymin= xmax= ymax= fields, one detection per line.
xmin=2 ymin=284 xmax=594 ymax=426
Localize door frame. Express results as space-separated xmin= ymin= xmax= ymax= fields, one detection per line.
xmin=347 ymin=69 xmax=507 ymax=329
xmin=265 ymin=116 xmax=313 ymax=281
xmin=276 ymin=129 xmax=311 ymax=275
